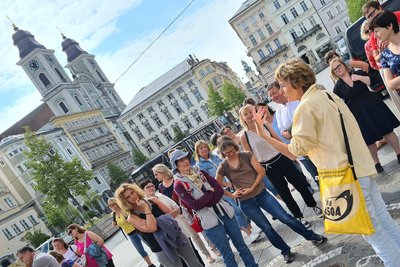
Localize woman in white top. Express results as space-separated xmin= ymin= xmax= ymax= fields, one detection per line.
xmin=51 ymin=238 xmax=81 ymax=264
xmin=239 ymin=104 xmax=322 ymax=227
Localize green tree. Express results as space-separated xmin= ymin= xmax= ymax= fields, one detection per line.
xmin=207 ymin=84 xmax=229 ymax=117
xmin=108 ymin=162 xmax=129 ymax=189
xmin=23 ymin=127 xmax=92 ymax=207
xmin=221 ymin=81 xmax=246 ymax=109
xmin=43 ymin=203 xmax=81 ymax=228
xmin=132 ymin=148 xmax=148 ymax=166
xmin=346 ymin=0 xmax=368 ymax=23
xmin=173 ymin=127 xmax=188 ymax=143
xmin=24 ymin=229 xmax=50 ymax=248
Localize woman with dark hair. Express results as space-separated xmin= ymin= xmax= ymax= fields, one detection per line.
xmin=216 ymin=138 xmax=327 ymax=263
xmin=66 ymin=224 xmax=114 ymax=267
xmin=52 ymin=238 xmax=81 ymax=264
xmin=170 ymin=149 xmax=257 ymax=267
xmin=330 ymin=57 xmax=400 ymax=173
xmin=115 ymin=183 xmax=202 ymax=267
xmin=49 ymin=251 xmax=82 ymax=267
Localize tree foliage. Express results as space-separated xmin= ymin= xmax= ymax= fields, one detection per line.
xmin=23 ymin=127 xmax=92 ymax=207
xmin=132 ymin=148 xmax=149 ymax=166
xmin=24 ymin=229 xmax=50 ymax=248
xmin=173 ymin=127 xmax=188 ymax=143
xmin=346 ymin=0 xmax=369 ymax=23
xmin=42 ymin=203 xmax=81 ymax=228
xmin=221 ymin=81 xmax=246 ymax=109
xmin=207 ymin=84 xmax=229 ymax=117
xmin=108 ymin=162 xmax=129 ymax=189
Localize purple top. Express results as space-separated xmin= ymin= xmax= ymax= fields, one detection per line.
xmin=174 ymin=170 xmax=224 ymax=210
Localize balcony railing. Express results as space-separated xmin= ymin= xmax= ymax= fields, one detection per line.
xmin=259 ymin=44 xmax=289 ymax=65
xmin=294 ymin=25 xmax=322 ymax=45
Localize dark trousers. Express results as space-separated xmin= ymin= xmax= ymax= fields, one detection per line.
xmin=299 ymin=156 xmax=320 ymax=188
xmin=107 ymin=259 xmax=115 ymax=267
xmin=266 ymin=155 xmax=317 ymax=218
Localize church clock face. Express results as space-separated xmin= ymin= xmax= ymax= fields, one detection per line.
xmin=29 ymin=60 xmax=39 ymax=71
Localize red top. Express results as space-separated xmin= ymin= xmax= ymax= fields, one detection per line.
xmin=370 ymin=11 xmax=400 ymax=54
xmin=365 ymin=40 xmax=379 ymax=70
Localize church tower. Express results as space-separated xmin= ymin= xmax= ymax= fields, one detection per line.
xmin=61 ymin=34 xmax=126 ymax=117
xmin=241 ymin=60 xmax=262 ymax=87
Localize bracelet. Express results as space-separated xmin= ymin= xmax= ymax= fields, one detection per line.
xmin=145 ymin=212 xmax=152 ymax=215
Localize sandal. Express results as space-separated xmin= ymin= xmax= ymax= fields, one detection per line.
xmin=207 ymin=255 xmax=215 ymax=263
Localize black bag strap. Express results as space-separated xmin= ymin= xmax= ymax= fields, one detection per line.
xmin=326 ymin=92 xmax=357 ymax=180
xmin=244 ymin=131 xmax=253 ymax=152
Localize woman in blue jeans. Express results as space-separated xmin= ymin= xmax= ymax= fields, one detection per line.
xmin=107 ymin=198 xmax=155 ymax=267
xmin=170 ymin=149 xmax=257 ymax=267
xmin=216 ymin=139 xmax=327 ymax=263
xmin=194 ymin=140 xmax=261 ymax=243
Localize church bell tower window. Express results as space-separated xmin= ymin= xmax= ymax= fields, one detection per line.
xmin=59 ymin=102 xmax=69 ymax=114
xmin=39 ymin=73 xmax=52 ymax=88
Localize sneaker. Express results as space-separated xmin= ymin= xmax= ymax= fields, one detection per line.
xmin=283 ymin=252 xmax=294 ymax=263
xmin=312 ymin=206 xmax=324 ymax=218
xmin=246 ymin=232 xmax=262 ymax=245
xmin=313 ymin=234 xmax=328 ymax=245
xmin=375 ymin=163 xmax=384 ymax=173
xmin=298 ymin=217 xmax=310 ymax=228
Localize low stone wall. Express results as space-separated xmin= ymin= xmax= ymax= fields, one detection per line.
xmin=88 ymin=214 xmax=119 ymax=240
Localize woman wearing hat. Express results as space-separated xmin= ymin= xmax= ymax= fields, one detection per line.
xmin=170 ymin=149 xmax=257 ymax=267
xmin=107 ymin=198 xmax=155 ymax=267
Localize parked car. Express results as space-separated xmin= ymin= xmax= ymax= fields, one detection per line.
xmin=36 ymin=233 xmax=74 ymax=253
xmin=337 ymin=38 xmax=349 ymax=61
xmin=345 ymin=0 xmax=400 ymax=95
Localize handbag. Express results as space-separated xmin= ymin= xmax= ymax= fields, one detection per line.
xmin=318 ymin=93 xmax=375 ymax=235
xmin=177 ymin=180 xmax=203 ymax=232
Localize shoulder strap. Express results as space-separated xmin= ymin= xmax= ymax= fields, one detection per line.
xmin=244 ymin=131 xmax=253 ymax=152
xmin=326 ymin=92 xmax=357 ymax=179
xmin=158 ymin=183 xmax=163 ymax=193
xmin=83 ymin=232 xmax=87 ymax=252
xmin=112 ymin=212 xmax=116 ymax=223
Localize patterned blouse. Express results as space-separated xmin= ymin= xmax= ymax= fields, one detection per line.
xmin=381 ymin=48 xmax=400 ymax=77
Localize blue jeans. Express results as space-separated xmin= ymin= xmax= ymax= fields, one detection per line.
xmin=263 ymin=175 xmax=278 ymax=196
xmin=299 ymin=157 xmax=319 ymax=187
xmin=359 ymin=177 xmax=400 ymax=267
xmin=240 ymin=189 xmax=320 ymax=255
xmin=128 ymin=230 xmax=148 ymax=258
xmin=223 ymin=195 xmax=250 ymax=229
xmin=203 ymin=214 xmax=257 ymax=267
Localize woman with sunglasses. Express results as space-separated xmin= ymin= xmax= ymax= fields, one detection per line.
xmin=66 ymin=224 xmax=114 ymax=267
xmin=107 ymin=198 xmax=155 ymax=267
xmin=330 ymin=57 xmax=400 ymax=173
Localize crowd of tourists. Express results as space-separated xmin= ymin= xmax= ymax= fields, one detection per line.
xmin=16 ymin=2 xmax=400 ymax=267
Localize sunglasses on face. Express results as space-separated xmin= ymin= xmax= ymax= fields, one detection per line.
xmin=67 ymin=229 xmax=72 ymax=235
xmin=333 ymin=64 xmax=342 ymax=73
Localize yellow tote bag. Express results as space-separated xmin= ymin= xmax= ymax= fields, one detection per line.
xmin=318 ymin=165 xmax=375 ymax=235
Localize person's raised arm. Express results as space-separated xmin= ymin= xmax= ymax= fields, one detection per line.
xmin=126 ymin=201 xmax=157 ymax=233
xmin=351 ymin=73 xmax=370 ymax=86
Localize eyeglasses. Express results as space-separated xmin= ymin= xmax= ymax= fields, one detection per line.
xmin=366 ymin=8 xmax=377 ymax=20
xmin=145 ymin=184 xmax=155 ymax=189
xmin=223 ymin=148 xmax=236 ymax=156
xmin=333 ymin=64 xmax=342 ymax=73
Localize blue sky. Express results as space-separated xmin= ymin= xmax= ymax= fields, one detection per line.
xmin=0 ymin=0 xmax=252 ymax=133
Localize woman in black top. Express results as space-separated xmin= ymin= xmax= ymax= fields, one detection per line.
xmin=330 ymin=58 xmax=400 ymax=173
xmin=115 ymin=183 xmax=202 ymax=267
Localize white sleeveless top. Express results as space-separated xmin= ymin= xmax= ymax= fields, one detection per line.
xmin=245 ymin=130 xmax=280 ymax=162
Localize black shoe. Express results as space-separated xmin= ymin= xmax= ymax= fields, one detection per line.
xmin=283 ymin=252 xmax=294 ymax=263
xmin=375 ymin=163 xmax=383 ymax=173
xmin=313 ymin=234 xmax=328 ymax=245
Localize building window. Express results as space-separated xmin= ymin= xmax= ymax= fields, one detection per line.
xmin=281 ymin=14 xmax=289 ymax=25
xmin=94 ymin=176 xmax=101 ymax=185
xmin=327 ymin=11 xmax=333 ymax=19
xmin=162 ymin=109 xmax=173 ymax=120
xmin=344 ymin=20 xmax=351 ymax=28
xmin=157 ymin=100 xmax=164 ymax=107
xmin=172 ymin=102 xmax=183 ymax=114
xmin=267 ymin=65 xmax=273 ymax=71
xmin=147 ymin=106 xmax=155 ymax=113
xmin=309 ymin=16 xmax=317 ymax=27
xmin=59 ymin=102 xmax=69 ymax=114
xmin=11 ymin=224 xmax=22 ymax=235
xmin=249 ymin=16 xmax=257 ymax=25
xmin=96 ymin=70 xmax=106 ymax=82
xmin=55 ymin=68 xmax=67 ymax=82
xmin=193 ymin=112 xmax=203 ymax=123
xmin=28 ymin=215 xmax=39 ymax=225
xmin=290 ymin=7 xmax=298 ymax=18
xmin=300 ymin=0 xmax=308 ymax=11
xmin=336 ymin=5 xmax=342 ymax=13
xmin=127 ymin=119 xmax=135 ymax=127
xmin=0 ymin=160 xmax=4 ymax=167
xmin=201 ymin=105 xmax=209 ymax=118
xmin=182 ymin=96 xmax=193 ymax=108
xmin=16 ymin=165 xmax=24 ymax=174
xmin=154 ymin=137 xmax=164 ymax=148
xmin=66 ymin=148 xmax=73 ymax=155
xmin=257 ymin=29 xmax=266 ymax=40
xmin=283 ymin=53 xmax=288 ymax=60
xmin=182 ymin=117 xmax=193 ymax=129
xmin=275 ymin=59 xmax=280 ymax=65
xmin=39 ymin=73 xmax=52 ymax=88
xmin=143 ymin=143 xmax=154 ymax=154
xmin=266 ymin=44 xmax=273 ymax=54
xmin=20 ymin=219 xmax=30 ymax=230
xmin=4 ymin=197 xmax=15 ymax=208
xmin=299 ymin=22 xmax=307 ymax=34
xmin=249 ymin=34 xmax=257 ymax=46
xmin=137 ymin=113 xmax=145 ymax=120
xmin=74 ymin=95 xmax=83 ymax=106
xmin=143 ymin=122 xmax=154 ymax=134
xmin=265 ymin=23 xmax=274 ymax=35
xmin=167 ymin=93 xmax=175 ymax=100
xmin=186 ymin=79 xmax=195 ymax=87
xmin=335 ymin=25 xmax=342 ymax=34
xmin=273 ymin=0 xmax=281 ymax=10
xmin=290 ymin=29 xmax=298 ymax=40
xmin=213 ymin=77 xmax=222 ymax=87
xmin=199 ymin=69 xmax=207 ymax=78
xmin=153 ymin=116 xmax=163 ymax=127
xmin=163 ymin=131 xmax=173 ymax=142
xmin=274 ymin=39 xmax=282 ymax=48
xmin=176 ymin=86 xmax=184 ymax=94
xmin=258 ymin=11 xmax=265 ymax=19
xmin=258 ymin=49 xmax=266 ymax=59
xmin=134 ymin=128 xmax=144 ymax=140
xmin=192 ymin=88 xmax=203 ymax=102
xmin=240 ymin=21 xmax=248 ymax=31
xmin=2 ymin=228 xmax=14 ymax=240
xmin=320 ymin=0 xmax=326 ymax=5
